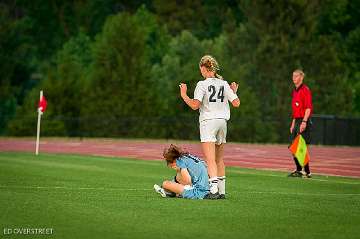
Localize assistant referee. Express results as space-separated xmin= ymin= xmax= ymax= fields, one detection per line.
xmin=288 ymin=69 xmax=313 ymax=178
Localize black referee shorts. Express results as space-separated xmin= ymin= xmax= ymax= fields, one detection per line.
xmin=289 ymin=118 xmax=312 ymax=145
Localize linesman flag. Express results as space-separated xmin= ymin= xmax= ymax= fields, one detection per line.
xmin=289 ymin=134 xmax=310 ymax=167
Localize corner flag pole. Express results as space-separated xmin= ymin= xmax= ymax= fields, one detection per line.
xmin=35 ymin=90 xmax=43 ymax=155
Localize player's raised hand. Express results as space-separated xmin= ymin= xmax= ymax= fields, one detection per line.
xmin=230 ymin=82 xmax=239 ymax=94
xmin=179 ymin=83 xmax=187 ymax=97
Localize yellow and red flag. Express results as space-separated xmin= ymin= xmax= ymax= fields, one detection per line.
xmin=289 ymin=134 xmax=310 ymax=166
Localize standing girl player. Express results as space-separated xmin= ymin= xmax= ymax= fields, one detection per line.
xmin=179 ymin=55 xmax=240 ymax=199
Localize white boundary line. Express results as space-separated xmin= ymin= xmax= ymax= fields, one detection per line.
xmin=0 ymin=185 xmax=151 ymax=191
xmin=230 ymin=191 xmax=360 ymax=196
xmin=228 ymin=169 xmax=360 ymax=185
xmin=0 ymin=185 xmax=359 ymax=196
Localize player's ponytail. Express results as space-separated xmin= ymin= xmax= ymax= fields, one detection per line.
xmin=215 ymin=72 xmax=223 ymax=80
xmin=199 ymin=55 xmax=223 ymax=80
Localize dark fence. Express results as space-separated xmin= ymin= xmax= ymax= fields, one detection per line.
xmin=1 ymin=114 xmax=359 ymax=146
xmin=311 ymin=114 xmax=360 ymax=146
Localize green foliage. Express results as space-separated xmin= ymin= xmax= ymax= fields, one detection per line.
xmin=152 ymin=0 xmax=243 ymax=39
xmin=234 ymin=0 xmax=354 ymax=140
xmin=0 ymin=3 xmax=37 ymax=133
xmin=7 ymin=32 xmax=92 ymax=136
xmin=80 ymin=8 xmax=169 ymax=137
xmin=2 ymin=1 xmax=360 ymax=142
xmin=150 ymin=31 xmax=205 ymax=139
xmin=318 ymin=0 xmax=360 ymax=115
xmin=44 ymin=32 xmax=92 ymax=136
xmin=211 ymin=31 xmax=275 ymax=142
xmin=342 ymin=26 xmax=360 ymax=115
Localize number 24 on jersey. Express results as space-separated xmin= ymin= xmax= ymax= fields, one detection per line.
xmin=208 ymin=85 xmax=224 ymax=102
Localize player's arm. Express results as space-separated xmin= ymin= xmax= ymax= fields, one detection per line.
xmin=179 ymin=168 xmax=192 ymax=185
xmin=300 ymin=88 xmax=312 ymax=133
xmin=179 ymin=83 xmax=201 ymax=110
xmin=231 ymin=98 xmax=240 ymax=108
xmin=227 ymin=82 xmax=240 ymax=108
xmin=290 ymin=118 xmax=295 ymax=133
xmin=182 ymin=95 xmax=201 ymax=110
xmin=299 ymin=108 xmax=311 ymax=133
xmin=303 ymin=108 xmax=311 ymax=122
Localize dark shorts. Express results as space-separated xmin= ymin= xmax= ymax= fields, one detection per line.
xmin=289 ymin=118 xmax=312 ymax=144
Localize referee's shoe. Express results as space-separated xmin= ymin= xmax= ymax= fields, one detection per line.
xmin=288 ymin=170 xmax=303 ymax=177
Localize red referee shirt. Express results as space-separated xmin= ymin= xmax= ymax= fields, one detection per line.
xmin=291 ymin=84 xmax=313 ymax=118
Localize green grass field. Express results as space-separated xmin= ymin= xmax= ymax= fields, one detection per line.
xmin=0 ymin=152 xmax=359 ymax=239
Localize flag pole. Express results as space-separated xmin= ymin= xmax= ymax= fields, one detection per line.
xmin=35 ymin=90 xmax=43 ymax=155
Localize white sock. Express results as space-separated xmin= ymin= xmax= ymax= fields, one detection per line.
xmin=218 ymin=176 xmax=226 ymax=195
xmin=209 ymin=177 xmax=218 ymax=194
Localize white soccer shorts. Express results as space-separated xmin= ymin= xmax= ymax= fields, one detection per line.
xmin=199 ymin=119 xmax=227 ymax=145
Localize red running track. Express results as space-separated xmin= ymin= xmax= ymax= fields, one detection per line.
xmin=1 ymin=138 xmax=359 ymax=178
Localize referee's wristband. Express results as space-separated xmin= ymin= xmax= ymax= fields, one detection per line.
xmin=302 ymin=120 xmax=307 ymax=123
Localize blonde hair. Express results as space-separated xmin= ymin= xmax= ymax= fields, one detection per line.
xmin=293 ymin=69 xmax=305 ymax=77
xmin=199 ymin=55 xmax=223 ymax=79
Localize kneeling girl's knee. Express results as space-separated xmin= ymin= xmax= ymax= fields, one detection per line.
xmin=162 ymin=180 xmax=171 ymax=189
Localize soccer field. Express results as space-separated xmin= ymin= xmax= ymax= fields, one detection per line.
xmin=0 ymin=153 xmax=359 ymax=239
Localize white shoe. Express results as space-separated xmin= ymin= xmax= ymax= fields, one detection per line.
xmin=153 ymin=184 xmax=166 ymax=198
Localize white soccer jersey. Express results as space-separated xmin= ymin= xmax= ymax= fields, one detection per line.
xmin=194 ymin=78 xmax=238 ymax=122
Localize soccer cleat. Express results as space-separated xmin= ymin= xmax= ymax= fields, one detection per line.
xmin=153 ymin=184 xmax=166 ymax=198
xmin=218 ymin=194 xmax=226 ymax=199
xmin=165 ymin=190 xmax=177 ymax=197
xmin=302 ymin=173 xmax=312 ymax=179
xmin=204 ymin=192 xmax=220 ymax=200
xmin=288 ymin=170 xmax=303 ymax=177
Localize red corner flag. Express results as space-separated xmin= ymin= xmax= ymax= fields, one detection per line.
xmin=38 ymin=95 xmax=47 ymax=113
xmin=36 ymin=90 xmax=47 ymax=155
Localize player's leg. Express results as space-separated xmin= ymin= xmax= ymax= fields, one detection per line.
xmin=200 ymin=120 xmax=218 ymax=195
xmin=154 ymin=177 xmax=184 ymax=198
xmin=182 ymin=187 xmax=208 ymax=199
xmin=303 ymin=163 xmax=311 ymax=178
xmin=302 ymin=122 xmax=312 ymax=178
xmin=162 ymin=180 xmax=185 ymax=194
xmin=215 ymin=143 xmax=226 ymax=198
xmin=215 ymin=144 xmax=225 ymax=176
xmin=289 ymin=119 xmax=303 ymax=177
xmin=215 ymin=119 xmax=227 ymax=198
xmin=201 ymin=142 xmax=218 ymax=194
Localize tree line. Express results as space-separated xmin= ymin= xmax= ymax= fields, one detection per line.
xmin=1 ymin=0 xmax=359 ymax=143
